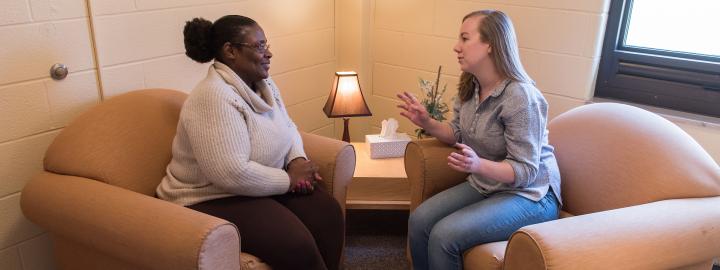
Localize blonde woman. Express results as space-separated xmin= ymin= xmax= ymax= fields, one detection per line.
xmin=398 ymin=10 xmax=562 ymax=270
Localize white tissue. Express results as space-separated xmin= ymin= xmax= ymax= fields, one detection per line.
xmin=380 ymin=118 xmax=399 ymax=139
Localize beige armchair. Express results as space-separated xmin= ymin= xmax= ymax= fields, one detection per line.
xmin=404 ymin=103 xmax=720 ymax=270
xmin=20 ymin=89 xmax=356 ymax=270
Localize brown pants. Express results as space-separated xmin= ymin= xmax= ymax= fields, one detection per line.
xmin=187 ymin=186 xmax=344 ymax=270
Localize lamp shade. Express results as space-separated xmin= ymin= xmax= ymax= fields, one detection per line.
xmin=323 ymin=71 xmax=372 ymax=118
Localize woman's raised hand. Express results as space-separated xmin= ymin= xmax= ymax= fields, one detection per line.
xmin=397 ymin=91 xmax=431 ymax=128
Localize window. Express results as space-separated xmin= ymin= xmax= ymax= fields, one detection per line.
xmin=595 ymin=0 xmax=720 ymax=117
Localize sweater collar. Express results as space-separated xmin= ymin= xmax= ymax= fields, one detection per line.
xmin=213 ymin=61 xmax=274 ymax=113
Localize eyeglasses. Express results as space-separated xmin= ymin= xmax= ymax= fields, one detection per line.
xmin=231 ymin=42 xmax=271 ymax=54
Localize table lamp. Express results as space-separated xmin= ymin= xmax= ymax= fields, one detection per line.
xmin=323 ymin=71 xmax=372 ymax=142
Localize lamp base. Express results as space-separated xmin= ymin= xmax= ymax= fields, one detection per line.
xmin=342 ymin=118 xmax=350 ymax=142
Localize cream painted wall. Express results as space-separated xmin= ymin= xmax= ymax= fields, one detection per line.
xmin=1 ymin=0 xmax=336 ymax=269
xmin=0 ymin=0 xmax=97 ymax=268
xmin=369 ymin=0 xmax=607 ymax=133
xmin=334 ymin=0 xmax=374 ymax=142
xmin=364 ymin=0 xmax=720 ymax=163
xmin=92 ymin=0 xmax=337 ymax=137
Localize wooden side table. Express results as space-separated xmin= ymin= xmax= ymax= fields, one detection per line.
xmin=347 ymin=142 xmax=409 ymax=210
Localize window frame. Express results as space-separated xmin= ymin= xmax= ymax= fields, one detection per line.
xmin=595 ymin=0 xmax=720 ymax=118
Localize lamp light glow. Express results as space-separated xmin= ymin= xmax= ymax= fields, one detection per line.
xmin=323 ymin=71 xmax=372 ymax=142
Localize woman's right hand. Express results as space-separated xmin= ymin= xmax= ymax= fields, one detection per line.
xmin=397 ymin=91 xmax=431 ymax=128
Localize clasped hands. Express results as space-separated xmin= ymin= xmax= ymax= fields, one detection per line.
xmin=287 ymin=158 xmax=322 ymax=195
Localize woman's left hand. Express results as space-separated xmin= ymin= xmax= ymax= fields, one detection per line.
xmin=306 ymin=159 xmax=323 ymax=182
xmin=447 ymin=143 xmax=482 ymax=174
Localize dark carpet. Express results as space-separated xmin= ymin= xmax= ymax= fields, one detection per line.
xmin=343 ymin=209 xmax=411 ymax=270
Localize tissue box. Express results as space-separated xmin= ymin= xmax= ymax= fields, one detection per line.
xmin=365 ymin=133 xmax=412 ymax=159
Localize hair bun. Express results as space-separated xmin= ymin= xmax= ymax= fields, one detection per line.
xmin=183 ymin=17 xmax=214 ymax=63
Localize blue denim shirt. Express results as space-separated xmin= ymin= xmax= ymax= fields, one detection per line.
xmin=449 ymin=79 xmax=562 ymax=204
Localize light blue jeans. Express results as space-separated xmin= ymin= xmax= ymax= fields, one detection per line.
xmin=408 ymin=182 xmax=559 ymax=270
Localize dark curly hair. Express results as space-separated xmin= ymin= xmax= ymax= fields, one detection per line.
xmin=183 ymin=15 xmax=258 ymax=63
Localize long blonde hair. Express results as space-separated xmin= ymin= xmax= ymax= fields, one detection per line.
xmin=457 ymin=10 xmax=533 ymax=102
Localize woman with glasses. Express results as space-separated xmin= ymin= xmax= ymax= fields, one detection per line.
xmin=398 ymin=10 xmax=562 ymax=270
xmin=156 ymin=15 xmax=343 ymax=270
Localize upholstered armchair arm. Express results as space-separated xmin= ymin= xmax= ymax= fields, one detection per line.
xmin=404 ymin=139 xmax=469 ymax=211
xmin=21 ymin=172 xmax=240 ymax=270
xmin=504 ymin=197 xmax=720 ymax=270
xmin=301 ymin=132 xmax=355 ymax=211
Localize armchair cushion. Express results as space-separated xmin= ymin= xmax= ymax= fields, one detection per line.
xmin=549 ymin=103 xmax=720 ymax=215
xmin=504 ymin=197 xmax=720 ymax=270
xmin=463 ymin=241 xmax=507 ymax=270
xmin=21 ymin=172 xmax=239 ymax=270
xmin=43 ymin=89 xmax=186 ymax=196
xmin=404 ymin=139 xmax=468 ymax=211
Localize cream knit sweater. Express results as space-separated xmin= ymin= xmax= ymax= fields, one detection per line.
xmin=156 ymin=62 xmax=306 ymax=206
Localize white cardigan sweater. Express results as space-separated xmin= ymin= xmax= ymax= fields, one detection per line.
xmin=156 ymin=62 xmax=306 ymax=206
